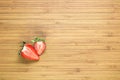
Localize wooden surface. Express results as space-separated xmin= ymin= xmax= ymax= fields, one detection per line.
xmin=0 ymin=0 xmax=120 ymax=80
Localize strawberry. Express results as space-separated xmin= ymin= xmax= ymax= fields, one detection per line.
xmin=31 ymin=37 xmax=46 ymax=56
xmin=19 ymin=41 xmax=39 ymax=61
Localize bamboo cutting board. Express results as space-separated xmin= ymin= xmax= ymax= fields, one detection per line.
xmin=0 ymin=0 xmax=120 ymax=80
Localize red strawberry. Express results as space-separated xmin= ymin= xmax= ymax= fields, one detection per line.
xmin=31 ymin=37 xmax=46 ymax=56
xmin=19 ymin=42 xmax=39 ymax=61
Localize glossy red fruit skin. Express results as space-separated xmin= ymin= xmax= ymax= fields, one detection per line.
xmin=34 ymin=41 xmax=46 ymax=56
xmin=20 ymin=43 xmax=39 ymax=61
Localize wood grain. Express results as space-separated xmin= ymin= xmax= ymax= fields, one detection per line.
xmin=0 ymin=0 xmax=120 ymax=80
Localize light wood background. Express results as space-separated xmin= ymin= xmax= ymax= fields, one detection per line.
xmin=0 ymin=0 xmax=120 ymax=80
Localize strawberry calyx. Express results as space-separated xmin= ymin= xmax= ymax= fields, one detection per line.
xmin=18 ymin=41 xmax=26 ymax=55
xmin=31 ymin=37 xmax=45 ymax=43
